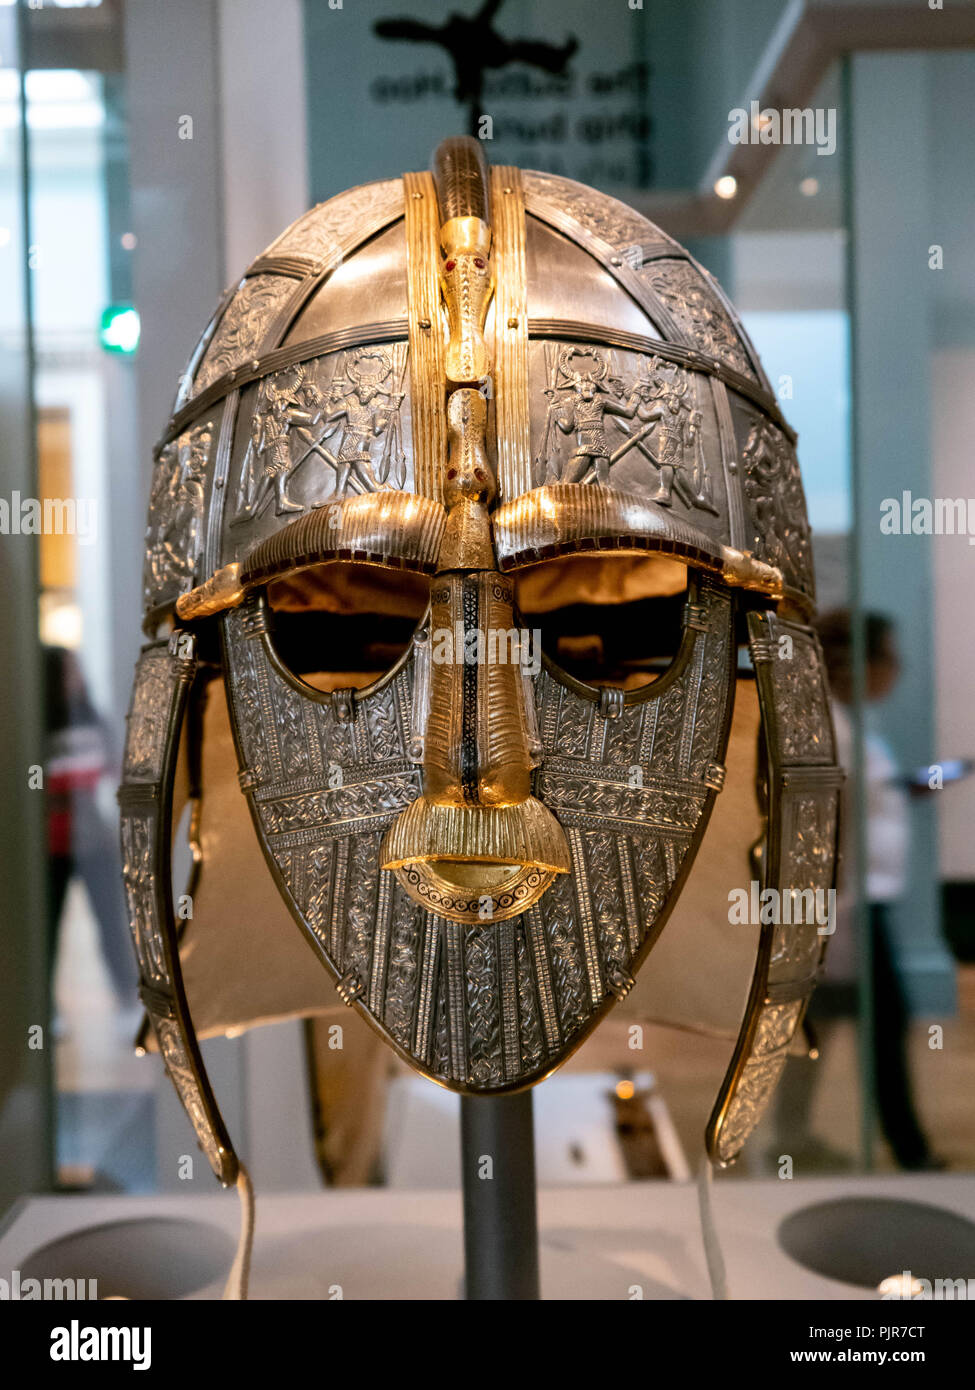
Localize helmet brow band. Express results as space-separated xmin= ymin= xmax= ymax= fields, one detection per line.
xmin=174 ymin=492 xmax=446 ymax=621
xmin=492 ymin=484 xmax=785 ymax=602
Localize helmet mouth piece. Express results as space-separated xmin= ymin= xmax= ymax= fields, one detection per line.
xmin=381 ymin=795 xmax=570 ymax=923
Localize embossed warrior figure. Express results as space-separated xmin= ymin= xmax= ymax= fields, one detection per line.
xmin=145 ymin=424 xmax=210 ymax=596
xmin=743 ymin=418 xmax=812 ymax=576
xmin=549 ymin=353 xmax=639 ymax=485
xmin=319 ymin=349 xmax=405 ymax=495
xmin=234 ymin=365 xmax=327 ymax=520
xmin=635 ymin=365 xmax=715 ymax=513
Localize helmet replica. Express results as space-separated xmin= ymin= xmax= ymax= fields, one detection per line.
xmin=120 ymin=138 xmax=841 ymax=1190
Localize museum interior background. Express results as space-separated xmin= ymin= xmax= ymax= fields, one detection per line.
xmin=2 ymin=0 xmax=974 ymax=1210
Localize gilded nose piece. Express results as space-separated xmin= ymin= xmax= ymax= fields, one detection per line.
xmin=381 ymin=142 xmax=569 ymax=924
xmin=380 ymin=383 xmax=570 ymax=922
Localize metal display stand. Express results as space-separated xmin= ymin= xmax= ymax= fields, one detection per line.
xmin=460 ymin=1091 xmax=540 ymax=1300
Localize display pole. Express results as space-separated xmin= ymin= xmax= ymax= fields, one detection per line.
xmin=459 ymin=1091 xmax=540 ymax=1300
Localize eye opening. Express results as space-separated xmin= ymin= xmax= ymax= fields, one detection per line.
xmin=515 ymin=554 xmax=695 ymax=698
xmin=259 ymin=560 xmax=430 ymax=697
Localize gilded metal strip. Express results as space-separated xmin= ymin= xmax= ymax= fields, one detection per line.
xmin=351 ymin=704 xmax=370 ymax=764
xmin=491 ymin=167 xmax=532 ymax=500
xmin=244 ymin=609 xmax=283 ymax=782
xmin=286 ymin=846 xmax=303 ymax=909
xmin=539 ymin=680 xmax=562 ymax=752
xmin=330 ymin=837 xmax=349 ymax=960
xmin=678 ymin=635 xmax=707 ymax=777
xmin=587 ymin=704 xmax=607 ymax=763
xmin=403 ymin=171 xmax=446 ymax=502
xmin=393 ymin=665 xmax=414 ymax=762
xmin=526 ymin=906 xmax=561 ymax=1053
xmin=413 ymin=911 xmax=440 ymax=1064
xmin=497 ymin=921 xmax=521 ymax=1082
xmin=444 ymin=917 xmax=468 ymax=1080
xmin=639 ymin=699 xmax=659 ymax=763
xmin=368 ymin=872 xmax=394 ymax=1015
xmin=616 ymin=840 xmax=641 ymax=954
xmin=302 ymin=701 xmax=324 ymax=779
xmin=566 ymin=827 xmax=603 ymax=1006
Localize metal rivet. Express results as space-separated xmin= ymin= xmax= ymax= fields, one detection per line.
xmin=412 ymin=191 xmax=423 ymax=200
xmin=214 ymin=477 xmax=224 ymax=488
xmin=507 ymin=316 xmax=518 ymax=329
xmin=503 ymin=186 xmax=513 ymax=194
xmin=418 ymin=317 xmax=431 ymax=330
xmin=610 ymin=256 xmax=622 ymax=266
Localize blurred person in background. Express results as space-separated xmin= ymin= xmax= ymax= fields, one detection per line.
xmin=776 ymin=610 xmax=943 ymax=1170
xmin=43 ymin=645 xmax=138 ymax=1027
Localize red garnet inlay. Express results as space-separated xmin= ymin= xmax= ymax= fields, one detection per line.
xmin=445 ymin=260 xmax=456 ymax=272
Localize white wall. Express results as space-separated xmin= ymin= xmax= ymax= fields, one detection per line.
xmin=927 ymin=54 xmax=975 ymax=883
xmin=932 ymin=348 xmax=975 ymax=880
xmin=217 ymin=0 xmax=309 ymax=277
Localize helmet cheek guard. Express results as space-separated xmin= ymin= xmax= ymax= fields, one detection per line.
xmin=121 ymin=139 xmax=842 ymax=1189
xmin=120 ymin=632 xmax=236 ymax=1187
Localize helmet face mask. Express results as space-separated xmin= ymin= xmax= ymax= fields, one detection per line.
xmin=122 ymin=139 xmax=841 ymax=1181
xmin=217 ymin=564 xmax=736 ymax=1088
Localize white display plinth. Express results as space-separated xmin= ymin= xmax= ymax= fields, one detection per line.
xmin=2 ymin=1174 xmax=973 ymax=1300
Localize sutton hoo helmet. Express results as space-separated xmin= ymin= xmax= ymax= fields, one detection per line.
xmin=120 ymin=138 xmax=842 ymax=1194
